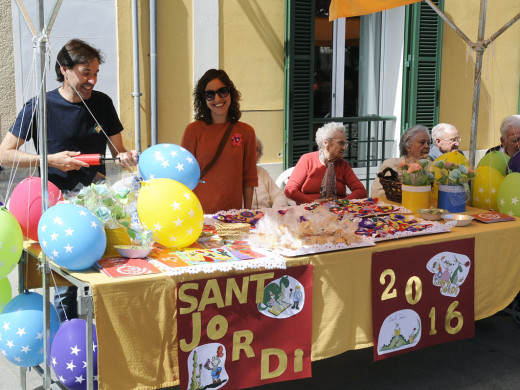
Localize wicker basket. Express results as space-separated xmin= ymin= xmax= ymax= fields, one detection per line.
xmin=215 ymin=221 xmax=250 ymax=241
xmin=377 ymin=167 xmax=402 ymax=203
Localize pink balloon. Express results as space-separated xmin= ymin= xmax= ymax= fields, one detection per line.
xmin=8 ymin=177 xmax=62 ymax=241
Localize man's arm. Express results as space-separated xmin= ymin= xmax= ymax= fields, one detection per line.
xmin=0 ymin=132 xmax=87 ymax=171
xmin=108 ymin=133 xmax=139 ymax=168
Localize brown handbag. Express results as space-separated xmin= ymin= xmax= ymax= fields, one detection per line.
xmin=199 ymin=122 xmax=234 ymax=179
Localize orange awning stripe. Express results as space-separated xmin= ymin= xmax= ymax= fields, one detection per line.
xmin=329 ymin=0 xmax=423 ymax=20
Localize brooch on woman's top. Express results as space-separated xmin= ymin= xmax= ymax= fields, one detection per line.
xmin=231 ymin=133 xmax=243 ymax=146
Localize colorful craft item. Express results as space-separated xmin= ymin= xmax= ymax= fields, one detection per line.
xmin=138 ymin=143 xmax=200 ymax=190
xmin=303 ymin=197 xmax=398 ymax=218
xmin=212 ymin=210 xmax=264 ymax=225
xmin=356 ymin=214 xmax=432 ymax=238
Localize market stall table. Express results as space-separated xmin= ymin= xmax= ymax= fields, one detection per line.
xmin=23 ymin=206 xmax=520 ymax=389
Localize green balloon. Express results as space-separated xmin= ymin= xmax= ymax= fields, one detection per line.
xmin=0 ymin=277 xmax=12 ymax=313
xmin=477 ymin=151 xmax=510 ymax=177
xmin=0 ymin=207 xmax=23 ymax=279
xmin=497 ymin=173 xmax=520 ymax=217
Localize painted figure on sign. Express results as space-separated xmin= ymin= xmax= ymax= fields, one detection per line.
xmin=291 ymin=285 xmax=303 ymax=310
xmin=204 ymin=345 xmax=224 ymax=384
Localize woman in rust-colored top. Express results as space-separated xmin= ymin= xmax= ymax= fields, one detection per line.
xmin=181 ymin=69 xmax=257 ymax=214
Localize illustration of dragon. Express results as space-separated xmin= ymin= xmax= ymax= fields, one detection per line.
xmin=258 ymin=275 xmax=290 ymax=311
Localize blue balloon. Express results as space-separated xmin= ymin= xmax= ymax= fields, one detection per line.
xmin=38 ymin=204 xmax=107 ymax=271
xmin=51 ymin=319 xmax=98 ymax=390
xmin=0 ymin=292 xmax=60 ymax=367
xmin=138 ymin=143 xmax=200 ymax=189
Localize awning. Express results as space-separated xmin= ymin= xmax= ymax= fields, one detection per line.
xmin=329 ymin=0 xmax=422 ymax=20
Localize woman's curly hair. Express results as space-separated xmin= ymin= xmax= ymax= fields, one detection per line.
xmin=193 ymin=69 xmax=241 ymax=124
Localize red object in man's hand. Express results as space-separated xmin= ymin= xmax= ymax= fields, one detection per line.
xmin=74 ymin=154 xmax=119 ymax=166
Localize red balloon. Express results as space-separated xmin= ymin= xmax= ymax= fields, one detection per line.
xmin=8 ymin=177 xmax=62 ymax=241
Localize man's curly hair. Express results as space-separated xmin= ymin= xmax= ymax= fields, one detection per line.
xmin=193 ymin=69 xmax=241 ymax=124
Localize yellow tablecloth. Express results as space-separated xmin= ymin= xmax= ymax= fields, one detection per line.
xmin=33 ymin=207 xmax=520 ymax=390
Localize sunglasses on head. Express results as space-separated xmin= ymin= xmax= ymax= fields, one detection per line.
xmin=204 ymin=86 xmax=230 ymax=101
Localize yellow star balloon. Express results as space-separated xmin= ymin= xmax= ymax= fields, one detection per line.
xmin=471 ymin=166 xmax=504 ymax=210
xmin=137 ymin=178 xmax=203 ymax=248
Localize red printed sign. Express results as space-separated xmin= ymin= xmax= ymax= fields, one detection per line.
xmin=371 ymin=239 xmax=474 ymax=361
xmin=177 ymin=265 xmax=313 ymax=389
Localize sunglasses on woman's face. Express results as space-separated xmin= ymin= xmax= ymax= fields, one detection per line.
xmin=204 ymin=86 xmax=230 ymax=101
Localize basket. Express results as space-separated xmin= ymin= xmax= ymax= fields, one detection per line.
xmin=215 ymin=221 xmax=250 ymax=241
xmin=377 ymin=167 xmax=402 ymax=203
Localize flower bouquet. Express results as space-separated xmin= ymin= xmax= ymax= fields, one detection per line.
xmin=397 ymin=159 xmax=434 ymax=212
xmin=397 ymin=159 xmax=434 ymax=186
xmin=432 ymin=160 xmax=476 ymax=212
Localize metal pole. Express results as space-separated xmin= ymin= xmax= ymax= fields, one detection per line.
xmin=131 ymin=0 xmax=142 ymax=152
xmin=150 ymin=0 xmax=158 ymax=146
xmin=469 ymin=0 xmax=487 ymax=169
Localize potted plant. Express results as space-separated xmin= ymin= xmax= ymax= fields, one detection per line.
xmin=397 ymin=159 xmax=434 ymax=212
xmin=432 ymin=160 xmax=476 ymax=212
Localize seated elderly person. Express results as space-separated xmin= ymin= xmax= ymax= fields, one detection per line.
xmin=486 ymin=115 xmax=520 ymax=158
xmin=429 ymin=123 xmax=461 ymax=160
xmin=371 ymin=125 xmax=431 ymax=198
xmin=252 ymin=137 xmax=288 ymax=209
xmin=284 ymin=122 xmax=367 ymax=204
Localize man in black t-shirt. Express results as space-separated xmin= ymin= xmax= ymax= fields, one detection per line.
xmin=0 ymin=39 xmax=139 ymax=322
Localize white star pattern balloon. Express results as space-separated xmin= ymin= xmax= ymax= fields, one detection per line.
xmin=138 ymin=144 xmax=200 ymax=190
xmin=137 ymin=178 xmax=203 ymax=248
xmin=38 ymin=204 xmax=107 ymax=271
xmin=497 ymin=173 xmax=520 ymax=217
xmin=51 ymin=319 xmax=98 ymax=390
xmin=0 ymin=292 xmax=60 ymax=367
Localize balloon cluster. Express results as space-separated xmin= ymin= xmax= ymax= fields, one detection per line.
xmin=137 ymin=144 xmax=203 ymax=248
xmin=475 ymin=151 xmax=520 ymax=216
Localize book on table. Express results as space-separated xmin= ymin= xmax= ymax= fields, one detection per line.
xmin=471 ymin=211 xmax=516 ymax=223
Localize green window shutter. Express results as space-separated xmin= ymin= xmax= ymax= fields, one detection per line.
xmin=402 ymin=0 xmax=444 ymax=133
xmin=283 ymin=0 xmax=315 ymax=168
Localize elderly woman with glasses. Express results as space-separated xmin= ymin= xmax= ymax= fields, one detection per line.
xmin=182 ymin=69 xmax=257 ymax=213
xmin=284 ymin=122 xmax=367 ymax=204
xmin=429 ymin=123 xmax=461 ymax=160
xmin=371 ymin=125 xmax=431 ymax=198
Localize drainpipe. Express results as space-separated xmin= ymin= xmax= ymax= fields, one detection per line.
xmin=131 ymin=0 xmax=142 ymax=152
xmin=150 ymin=0 xmax=158 ymax=145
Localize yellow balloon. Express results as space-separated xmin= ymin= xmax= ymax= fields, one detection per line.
xmin=431 ymin=151 xmax=469 ymax=199
xmin=137 ymin=178 xmax=203 ymax=248
xmin=471 ymin=166 xmax=504 ymax=210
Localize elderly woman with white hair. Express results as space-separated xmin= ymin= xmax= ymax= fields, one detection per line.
xmin=486 ymin=115 xmax=520 ymax=158
xmin=371 ymin=125 xmax=431 ymax=198
xmin=252 ymin=137 xmax=289 ymax=209
xmin=284 ymin=122 xmax=367 ymax=204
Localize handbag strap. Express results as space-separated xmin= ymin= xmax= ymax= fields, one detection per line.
xmin=200 ymin=121 xmax=234 ymax=178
